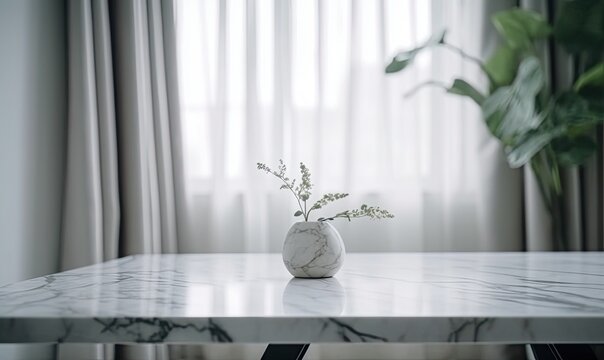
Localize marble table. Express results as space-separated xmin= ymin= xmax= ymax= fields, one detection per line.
xmin=1 ymin=253 xmax=603 ymax=359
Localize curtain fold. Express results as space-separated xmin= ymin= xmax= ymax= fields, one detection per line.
xmin=61 ymin=0 xmax=119 ymax=271
xmin=111 ymin=0 xmax=179 ymax=255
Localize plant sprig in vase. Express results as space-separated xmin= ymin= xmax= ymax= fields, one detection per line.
xmin=258 ymin=159 xmax=394 ymax=278
xmin=257 ymin=160 xmax=394 ymax=222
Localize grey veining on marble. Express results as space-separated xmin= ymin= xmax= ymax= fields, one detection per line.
xmin=1 ymin=253 xmax=604 ymax=344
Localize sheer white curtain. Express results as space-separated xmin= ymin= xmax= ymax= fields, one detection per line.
xmin=173 ymin=0 xmax=523 ymax=253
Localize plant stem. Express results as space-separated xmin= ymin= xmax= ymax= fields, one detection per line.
xmin=306 ymin=206 xmax=314 ymax=221
xmin=551 ymin=192 xmax=566 ymax=251
xmin=529 ymin=148 xmax=566 ymax=250
xmin=404 ymin=80 xmax=449 ymax=98
xmin=546 ymin=146 xmax=562 ymax=197
xmin=530 ymin=152 xmax=553 ymax=213
xmin=320 ymin=214 xmax=368 ymax=221
xmin=440 ymin=42 xmax=496 ymax=86
xmin=545 ymin=146 xmax=565 ymax=251
xmin=276 ymin=176 xmax=306 ymax=220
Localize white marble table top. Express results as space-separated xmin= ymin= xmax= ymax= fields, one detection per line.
xmin=1 ymin=253 xmax=603 ymax=344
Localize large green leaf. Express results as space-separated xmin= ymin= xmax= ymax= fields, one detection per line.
xmin=485 ymin=45 xmax=519 ymax=87
xmin=553 ymin=91 xmax=604 ymax=131
xmin=547 ymin=92 xmax=604 ymax=166
xmin=385 ymin=31 xmax=446 ymax=73
xmin=553 ymin=135 xmax=598 ymax=166
xmin=446 ymin=79 xmax=485 ymax=105
xmin=554 ymin=0 xmax=604 ymax=54
xmin=574 ymin=63 xmax=604 ymax=92
xmin=503 ymin=92 xmax=602 ymax=168
xmin=552 ymin=92 xmax=590 ymax=123
xmin=505 ymin=128 xmax=563 ymax=168
xmin=492 ymin=9 xmax=552 ymax=50
xmin=481 ymin=56 xmax=545 ymax=142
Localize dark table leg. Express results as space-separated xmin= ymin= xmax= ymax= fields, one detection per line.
xmin=261 ymin=344 xmax=310 ymax=360
xmin=529 ymin=344 xmax=597 ymax=360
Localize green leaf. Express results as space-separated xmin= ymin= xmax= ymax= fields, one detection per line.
xmin=482 ymin=56 xmax=545 ymax=141
xmin=553 ymin=91 xmax=604 ymax=130
xmin=492 ymin=9 xmax=552 ymax=50
xmin=505 ymin=92 xmax=604 ymax=168
xmin=485 ymin=45 xmax=518 ymax=87
xmin=553 ymin=136 xmax=598 ymax=166
xmin=446 ymin=79 xmax=486 ymax=105
xmin=512 ymin=55 xmax=544 ymax=94
xmin=505 ymin=127 xmax=564 ymax=168
xmin=574 ymin=63 xmax=604 ymax=92
xmin=294 ymin=210 xmax=303 ymax=217
xmin=553 ymin=0 xmax=604 ymax=54
xmin=385 ymin=58 xmax=411 ymax=73
xmin=385 ymin=30 xmax=446 ymax=73
xmin=552 ymin=92 xmax=590 ymax=125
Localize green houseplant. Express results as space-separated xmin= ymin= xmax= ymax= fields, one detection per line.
xmin=386 ymin=3 xmax=604 ymax=250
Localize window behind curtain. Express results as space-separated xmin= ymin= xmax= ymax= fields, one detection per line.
xmin=174 ymin=0 xmax=491 ymax=253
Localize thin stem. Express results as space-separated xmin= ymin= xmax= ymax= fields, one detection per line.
xmin=276 ymin=176 xmax=305 ymax=219
xmin=551 ymin=192 xmax=566 ymax=251
xmin=546 ymin=146 xmax=562 ymax=196
xmin=530 ymin=153 xmax=553 ymax=214
xmin=320 ymin=213 xmax=370 ymax=222
xmin=404 ymin=80 xmax=449 ymax=98
xmin=303 ymin=200 xmax=308 ymax=222
xmin=440 ymin=42 xmax=496 ymax=86
xmin=545 ymin=146 xmax=565 ymax=251
xmin=306 ymin=206 xmax=315 ymax=220
xmin=530 ymin=149 xmax=567 ymax=250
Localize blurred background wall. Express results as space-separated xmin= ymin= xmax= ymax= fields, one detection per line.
xmin=0 ymin=0 xmax=66 ymax=358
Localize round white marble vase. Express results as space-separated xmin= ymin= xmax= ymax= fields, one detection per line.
xmin=282 ymin=221 xmax=345 ymax=278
